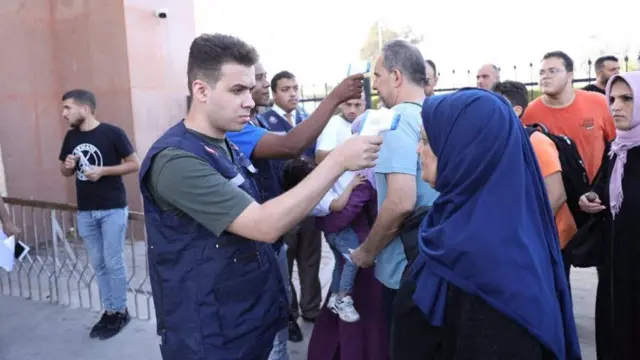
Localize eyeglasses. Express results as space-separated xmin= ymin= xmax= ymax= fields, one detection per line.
xmin=539 ymin=68 xmax=565 ymax=77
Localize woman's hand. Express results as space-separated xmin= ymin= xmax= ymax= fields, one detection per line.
xmin=579 ymin=192 xmax=606 ymax=214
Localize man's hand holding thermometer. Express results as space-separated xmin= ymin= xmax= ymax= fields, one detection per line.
xmin=355 ymin=108 xmax=401 ymax=136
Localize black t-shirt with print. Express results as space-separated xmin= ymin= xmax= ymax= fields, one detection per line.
xmin=583 ymin=84 xmax=606 ymax=95
xmin=58 ymin=123 xmax=134 ymax=211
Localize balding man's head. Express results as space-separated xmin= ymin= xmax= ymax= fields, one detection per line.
xmin=424 ymin=59 xmax=438 ymax=96
xmin=476 ymin=64 xmax=500 ymax=90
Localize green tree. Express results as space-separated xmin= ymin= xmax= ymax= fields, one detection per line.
xmin=580 ymin=36 xmax=638 ymax=76
xmin=359 ymin=20 xmax=423 ymax=61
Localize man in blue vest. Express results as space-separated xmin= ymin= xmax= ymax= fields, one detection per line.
xmin=228 ymin=64 xmax=364 ymax=353
xmin=266 ymin=71 xmax=321 ymax=326
xmin=139 ymin=33 xmax=381 ymax=360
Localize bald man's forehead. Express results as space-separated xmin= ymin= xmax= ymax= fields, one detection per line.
xmin=478 ymin=64 xmax=498 ymax=75
xmin=425 ymin=64 xmax=436 ymax=77
xmin=254 ymin=62 xmax=266 ymax=75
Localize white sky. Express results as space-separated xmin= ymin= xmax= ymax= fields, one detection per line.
xmin=194 ymin=0 xmax=639 ymax=89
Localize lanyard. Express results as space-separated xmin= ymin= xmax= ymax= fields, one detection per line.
xmin=403 ymin=101 xmax=423 ymax=108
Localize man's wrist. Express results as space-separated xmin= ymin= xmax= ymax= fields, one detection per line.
xmin=360 ymin=240 xmax=378 ymax=255
xmin=324 ymin=149 xmax=348 ymax=173
xmin=324 ymin=92 xmax=342 ymax=108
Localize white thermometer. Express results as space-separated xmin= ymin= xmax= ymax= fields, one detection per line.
xmin=347 ymin=60 xmax=372 ymax=76
xmin=356 ymin=108 xmax=401 ymax=136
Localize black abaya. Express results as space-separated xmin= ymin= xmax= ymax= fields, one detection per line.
xmin=391 ymin=281 xmax=555 ymax=360
xmin=593 ymin=147 xmax=640 ymax=360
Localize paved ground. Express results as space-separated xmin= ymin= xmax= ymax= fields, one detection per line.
xmin=0 ymin=240 xmax=598 ymax=360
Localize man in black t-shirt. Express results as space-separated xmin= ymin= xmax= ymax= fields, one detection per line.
xmin=57 ymin=89 xmax=140 ymax=340
xmin=583 ymin=55 xmax=620 ymax=95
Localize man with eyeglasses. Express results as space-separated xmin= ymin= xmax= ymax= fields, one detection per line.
xmin=522 ymin=51 xmax=615 ymax=182
xmin=521 ymin=51 xmax=615 ymax=297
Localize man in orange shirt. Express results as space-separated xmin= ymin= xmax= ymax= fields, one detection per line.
xmin=493 ymin=81 xmax=577 ymax=285
xmin=522 ymin=51 xmax=616 ymax=182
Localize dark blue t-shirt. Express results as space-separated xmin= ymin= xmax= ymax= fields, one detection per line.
xmin=58 ymin=123 xmax=134 ymax=211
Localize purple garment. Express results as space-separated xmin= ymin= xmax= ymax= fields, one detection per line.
xmin=355 ymin=168 xmax=376 ymax=190
xmin=309 ymin=183 xmax=389 ymax=360
xmin=315 ymin=182 xmax=377 ymax=233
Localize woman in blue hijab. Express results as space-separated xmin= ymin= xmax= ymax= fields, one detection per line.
xmin=411 ymin=88 xmax=581 ymax=359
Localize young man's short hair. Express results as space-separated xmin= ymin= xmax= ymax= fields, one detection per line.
xmin=542 ymin=51 xmax=574 ymax=73
xmin=492 ymin=81 xmax=529 ymax=116
xmin=61 ymin=89 xmax=97 ymax=114
xmin=270 ymin=71 xmax=296 ymax=93
xmin=187 ymin=33 xmax=259 ymax=96
xmin=594 ymin=55 xmax=618 ymax=72
xmin=282 ymin=157 xmax=314 ymax=191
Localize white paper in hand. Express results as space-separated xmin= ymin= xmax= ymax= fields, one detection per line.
xmin=343 ymin=248 xmax=376 ymax=265
xmin=342 ymin=251 xmax=353 ymax=264
xmin=0 ymin=233 xmax=15 ymax=272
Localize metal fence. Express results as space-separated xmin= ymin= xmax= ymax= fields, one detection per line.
xmin=298 ymin=54 xmax=638 ymax=113
xmin=2 ymin=54 xmax=637 ymax=320
xmin=0 ymin=197 xmax=154 ymax=321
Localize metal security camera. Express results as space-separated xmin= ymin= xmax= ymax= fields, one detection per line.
xmin=155 ymin=9 xmax=168 ymax=19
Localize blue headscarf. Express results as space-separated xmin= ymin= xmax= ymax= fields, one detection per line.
xmin=411 ymin=88 xmax=580 ymax=359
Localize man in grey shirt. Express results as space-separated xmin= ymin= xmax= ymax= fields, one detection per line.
xmin=147 ymin=134 xmax=255 ymax=234
xmin=140 ymin=33 xmax=382 ymax=359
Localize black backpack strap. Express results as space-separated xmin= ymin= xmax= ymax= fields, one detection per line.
xmin=525 ymin=126 xmax=537 ymax=137
xmin=590 ymin=141 xmax=611 ymax=187
xmin=398 ymin=206 xmax=430 ymax=264
xmin=530 ymin=122 xmax=550 ymax=133
xmin=398 ymin=205 xmax=430 ymax=283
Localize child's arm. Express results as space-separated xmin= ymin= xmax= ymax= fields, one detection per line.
xmin=310 ymin=188 xmax=339 ymax=217
xmin=329 ymin=174 xmax=366 ymax=212
xmin=323 ymin=180 xmax=376 ymax=232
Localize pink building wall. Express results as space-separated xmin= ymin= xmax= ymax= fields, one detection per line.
xmin=0 ymin=0 xmax=195 ymax=212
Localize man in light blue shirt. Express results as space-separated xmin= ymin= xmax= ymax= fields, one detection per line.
xmin=350 ymin=39 xmax=439 ymax=318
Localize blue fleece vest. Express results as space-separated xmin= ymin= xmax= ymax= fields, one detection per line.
xmin=139 ymin=121 xmax=288 ymax=360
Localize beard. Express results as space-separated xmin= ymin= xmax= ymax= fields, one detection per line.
xmin=69 ymin=116 xmax=86 ymax=129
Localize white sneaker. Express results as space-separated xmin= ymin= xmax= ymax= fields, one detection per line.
xmin=335 ymin=296 xmax=360 ymax=323
xmin=327 ymin=294 xmax=338 ymax=314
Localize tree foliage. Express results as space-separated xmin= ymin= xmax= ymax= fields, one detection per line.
xmin=359 ymin=20 xmax=424 ymax=61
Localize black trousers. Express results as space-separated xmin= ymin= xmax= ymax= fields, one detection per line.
xmin=283 ymin=216 xmax=322 ymax=319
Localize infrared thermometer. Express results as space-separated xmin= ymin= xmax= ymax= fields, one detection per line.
xmin=347 ymin=60 xmax=372 ymax=77
xmin=356 ymin=108 xmax=401 ymax=136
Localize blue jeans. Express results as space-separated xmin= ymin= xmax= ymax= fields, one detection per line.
xmin=77 ymin=207 xmax=129 ymax=312
xmin=325 ymin=227 xmax=360 ymax=294
xmin=269 ymin=243 xmax=291 ymax=360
